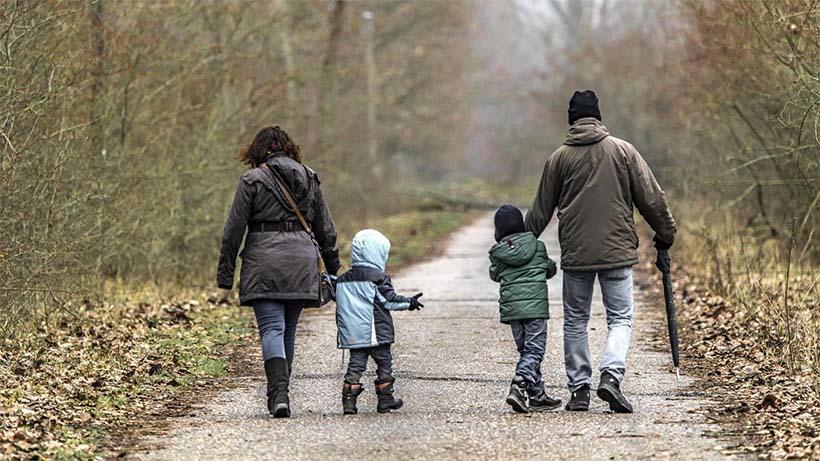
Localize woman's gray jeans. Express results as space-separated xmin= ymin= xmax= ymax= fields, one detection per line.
xmin=562 ymin=267 xmax=633 ymax=391
xmin=251 ymin=300 xmax=303 ymax=366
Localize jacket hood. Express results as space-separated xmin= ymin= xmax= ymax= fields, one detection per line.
xmin=565 ymin=117 xmax=609 ymax=146
xmin=263 ymin=155 xmax=313 ymax=215
xmin=351 ymin=229 xmax=391 ymax=271
xmin=489 ymin=232 xmax=538 ymax=267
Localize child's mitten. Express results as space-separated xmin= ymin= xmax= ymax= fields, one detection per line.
xmin=409 ymin=293 xmax=424 ymax=311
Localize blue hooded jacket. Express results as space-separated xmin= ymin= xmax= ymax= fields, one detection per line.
xmin=335 ymin=229 xmax=412 ymax=349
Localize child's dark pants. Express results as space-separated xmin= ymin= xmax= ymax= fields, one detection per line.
xmin=510 ymin=318 xmax=547 ymax=394
xmin=344 ymin=344 xmax=394 ymax=384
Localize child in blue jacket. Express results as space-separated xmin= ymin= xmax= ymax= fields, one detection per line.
xmin=335 ymin=229 xmax=423 ymax=414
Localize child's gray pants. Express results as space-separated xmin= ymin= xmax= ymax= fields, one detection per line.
xmin=344 ymin=344 xmax=394 ymax=384
xmin=509 ymin=318 xmax=547 ymax=395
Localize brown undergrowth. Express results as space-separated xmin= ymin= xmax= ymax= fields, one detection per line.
xmin=0 ymin=209 xmax=474 ymax=460
xmin=0 ymin=295 xmax=255 ymax=460
xmin=638 ymin=231 xmax=819 ymax=459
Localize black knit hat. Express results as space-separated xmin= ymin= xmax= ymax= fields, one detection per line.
xmin=494 ymin=204 xmax=526 ymax=242
xmin=568 ymin=90 xmax=601 ymax=125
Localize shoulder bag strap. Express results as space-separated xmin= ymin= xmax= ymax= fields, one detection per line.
xmin=265 ymin=164 xmax=312 ymax=234
xmin=264 ymin=164 xmax=326 ymax=273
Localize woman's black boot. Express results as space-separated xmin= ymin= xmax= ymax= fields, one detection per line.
xmin=264 ymin=358 xmax=277 ymax=415
xmin=264 ymin=358 xmax=291 ymax=418
xmin=342 ymin=383 xmax=364 ymax=415
xmin=375 ymin=379 xmax=403 ymax=413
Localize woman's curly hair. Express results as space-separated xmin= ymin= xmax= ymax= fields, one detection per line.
xmin=238 ymin=125 xmax=302 ymax=166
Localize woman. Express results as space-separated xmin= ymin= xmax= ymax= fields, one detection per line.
xmin=217 ymin=126 xmax=341 ymax=418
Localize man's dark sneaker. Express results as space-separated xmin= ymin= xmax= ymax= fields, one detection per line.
xmin=527 ymin=389 xmax=562 ymax=412
xmin=565 ymin=384 xmax=590 ymax=411
xmin=596 ymin=371 xmax=633 ymax=413
xmin=342 ymin=383 xmax=364 ymax=415
xmin=505 ymin=376 xmax=529 ymax=413
xmin=375 ymin=380 xmax=404 ymax=413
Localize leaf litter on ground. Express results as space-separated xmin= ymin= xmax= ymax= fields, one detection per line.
xmin=637 ymin=256 xmax=819 ymax=459
xmin=0 ymin=293 xmax=254 ymax=459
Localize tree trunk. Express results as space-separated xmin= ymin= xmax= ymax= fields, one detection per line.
xmin=276 ymin=0 xmax=296 ymax=123
xmin=363 ymin=10 xmax=380 ymax=179
xmin=89 ymin=0 xmax=108 ymax=281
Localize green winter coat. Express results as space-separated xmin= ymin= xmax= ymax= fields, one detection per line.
xmin=488 ymin=232 xmax=557 ymax=324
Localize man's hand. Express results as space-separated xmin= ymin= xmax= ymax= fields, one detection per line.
xmin=655 ymin=248 xmax=671 ymax=273
xmin=653 ymin=235 xmax=673 ymax=250
xmin=409 ymin=293 xmax=424 ymax=311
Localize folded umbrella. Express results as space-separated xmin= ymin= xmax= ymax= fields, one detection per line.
xmin=661 ymin=268 xmax=681 ymax=384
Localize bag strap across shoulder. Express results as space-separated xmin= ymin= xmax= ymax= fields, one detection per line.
xmin=264 ymin=164 xmax=312 ymax=234
xmin=264 ymin=164 xmax=326 ymax=273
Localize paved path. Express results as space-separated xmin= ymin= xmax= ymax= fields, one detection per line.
xmin=137 ymin=215 xmax=726 ymax=460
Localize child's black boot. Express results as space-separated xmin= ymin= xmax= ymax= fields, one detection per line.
xmin=375 ymin=379 xmax=403 ymax=413
xmin=565 ymin=384 xmax=590 ymax=411
xmin=505 ymin=376 xmax=529 ymax=413
xmin=596 ymin=371 xmax=633 ymax=413
xmin=527 ymin=388 xmax=562 ymax=412
xmin=342 ymin=383 xmax=364 ymax=415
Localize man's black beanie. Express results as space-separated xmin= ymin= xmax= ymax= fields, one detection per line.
xmin=494 ymin=204 xmax=526 ymax=243
xmin=568 ymin=90 xmax=602 ymax=125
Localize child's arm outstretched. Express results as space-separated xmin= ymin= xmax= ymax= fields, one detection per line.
xmin=376 ymin=275 xmax=424 ymax=311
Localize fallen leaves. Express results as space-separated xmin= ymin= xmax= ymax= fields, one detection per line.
xmin=0 ymin=294 xmax=253 ymax=459
xmin=640 ymin=257 xmax=820 ymax=459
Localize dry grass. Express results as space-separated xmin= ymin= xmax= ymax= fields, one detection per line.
xmin=0 ymin=208 xmax=473 ymax=459
xmin=675 ymin=206 xmax=819 ymax=385
xmin=667 ymin=206 xmax=819 ymax=458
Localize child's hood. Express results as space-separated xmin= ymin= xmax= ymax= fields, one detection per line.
xmin=351 ymin=229 xmax=391 ymax=271
xmin=489 ymin=232 xmax=539 ymax=267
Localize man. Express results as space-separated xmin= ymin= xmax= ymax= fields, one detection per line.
xmin=525 ymin=90 xmax=676 ymax=413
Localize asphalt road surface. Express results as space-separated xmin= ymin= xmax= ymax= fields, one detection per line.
xmin=137 ymin=215 xmax=727 ymax=460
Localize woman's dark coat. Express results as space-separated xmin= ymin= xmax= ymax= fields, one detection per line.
xmin=217 ymin=155 xmax=341 ymax=305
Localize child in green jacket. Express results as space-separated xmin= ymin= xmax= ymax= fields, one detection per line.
xmin=489 ymin=205 xmax=561 ymax=413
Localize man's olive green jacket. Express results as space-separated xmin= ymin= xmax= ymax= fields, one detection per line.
xmin=525 ymin=118 xmax=676 ymax=271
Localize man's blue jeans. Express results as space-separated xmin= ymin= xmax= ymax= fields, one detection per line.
xmin=509 ymin=318 xmax=547 ymax=394
xmin=562 ymin=267 xmax=633 ymax=391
